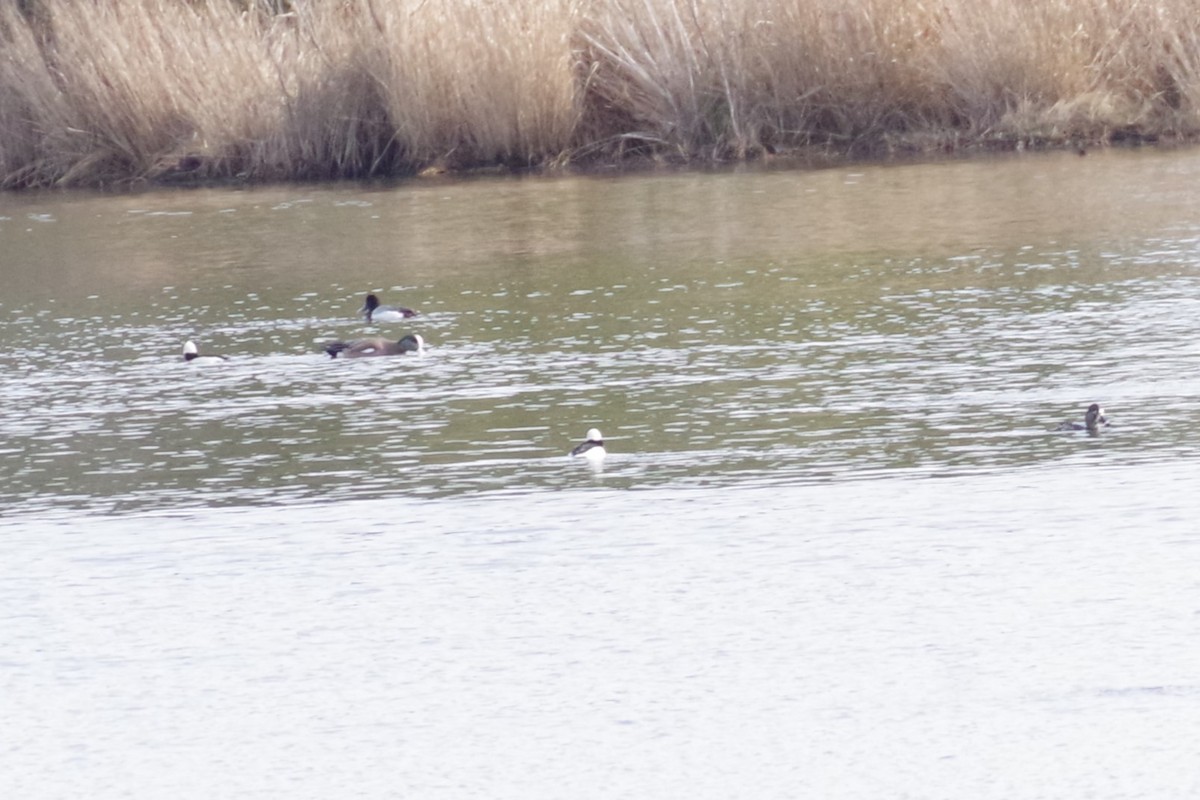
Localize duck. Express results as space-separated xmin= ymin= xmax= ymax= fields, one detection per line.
xmin=361 ymin=293 xmax=418 ymax=323
xmin=569 ymin=428 xmax=606 ymax=462
xmin=325 ymin=333 xmax=424 ymax=359
xmin=1055 ymin=403 xmax=1108 ymax=433
xmin=182 ymin=340 xmax=229 ymax=364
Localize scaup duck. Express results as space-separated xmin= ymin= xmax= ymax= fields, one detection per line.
xmin=182 ymin=340 xmax=229 ymax=364
xmin=1055 ymin=403 xmax=1108 ymax=433
xmin=362 ymin=293 xmax=418 ymax=323
xmin=325 ymin=333 xmax=424 ymax=359
xmin=570 ymin=428 xmax=606 ymax=462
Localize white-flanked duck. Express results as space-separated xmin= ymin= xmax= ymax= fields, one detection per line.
xmin=1055 ymin=403 xmax=1109 ymax=433
xmin=325 ymin=333 xmax=424 ymax=359
xmin=570 ymin=428 xmax=606 ymax=462
xmin=361 ymin=293 xmax=418 ymax=323
xmin=182 ymin=340 xmax=229 ymax=364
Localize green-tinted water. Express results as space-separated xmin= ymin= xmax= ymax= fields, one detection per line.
xmin=3 ymin=149 xmax=1200 ymax=515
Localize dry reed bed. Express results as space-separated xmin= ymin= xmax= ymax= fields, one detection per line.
xmin=1 ymin=0 xmax=1199 ymax=187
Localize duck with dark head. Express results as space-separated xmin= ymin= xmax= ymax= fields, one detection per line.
xmin=361 ymin=293 xmax=418 ymax=323
xmin=1055 ymin=403 xmax=1109 ymax=434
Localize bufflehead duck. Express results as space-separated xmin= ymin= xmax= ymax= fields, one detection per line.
xmin=361 ymin=293 xmax=418 ymax=323
xmin=182 ymin=340 xmax=229 ymax=364
xmin=1055 ymin=403 xmax=1109 ymax=433
xmin=570 ymin=428 xmax=606 ymax=462
xmin=325 ymin=333 xmax=424 ymax=359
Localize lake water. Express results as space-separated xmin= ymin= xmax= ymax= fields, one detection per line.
xmin=4 ymin=149 xmax=1200 ymax=798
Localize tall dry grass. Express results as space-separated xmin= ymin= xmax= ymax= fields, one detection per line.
xmin=2 ymin=0 xmax=1200 ymax=187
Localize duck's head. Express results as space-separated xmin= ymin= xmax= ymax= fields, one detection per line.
xmin=399 ymin=333 xmax=424 ymax=354
xmin=586 ymin=428 xmax=603 ymax=443
xmin=183 ymin=340 xmax=198 ymax=358
xmin=362 ymin=293 xmax=381 ymax=314
xmin=1085 ymin=403 xmax=1107 ymax=430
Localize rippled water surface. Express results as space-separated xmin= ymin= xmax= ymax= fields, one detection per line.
xmin=4 ymin=149 xmax=1200 ymax=514
xmin=5 ymin=149 xmax=1200 ymax=798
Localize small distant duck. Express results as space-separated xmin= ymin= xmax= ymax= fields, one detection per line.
xmin=361 ymin=293 xmax=418 ymax=323
xmin=1055 ymin=403 xmax=1109 ymax=432
xmin=182 ymin=340 xmax=229 ymax=364
xmin=570 ymin=428 xmax=606 ymax=462
xmin=325 ymin=333 xmax=424 ymax=359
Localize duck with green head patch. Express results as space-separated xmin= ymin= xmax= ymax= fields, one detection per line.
xmin=325 ymin=333 xmax=424 ymax=359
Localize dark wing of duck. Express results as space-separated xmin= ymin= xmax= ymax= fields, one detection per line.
xmin=325 ymin=337 xmax=413 ymax=358
xmin=570 ymin=439 xmax=603 ymax=457
xmin=325 ymin=339 xmax=383 ymax=358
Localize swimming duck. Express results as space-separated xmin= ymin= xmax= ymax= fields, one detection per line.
xmin=1055 ymin=403 xmax=1108 ymax=433
xmin=569 ymin=428 xmax=606 ymax=462
xmin=361 ymin=293 xmax=418 ymax=323
xmin=182 ymin=340 xmax=229 ymax=364
xmin=325 ymin=333 xmax=424 ymax=359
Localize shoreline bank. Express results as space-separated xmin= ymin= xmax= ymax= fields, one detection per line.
xmin=3 ymin=0 xmax=1199 ymax=190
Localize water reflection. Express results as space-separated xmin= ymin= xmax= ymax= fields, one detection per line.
xmin=3 ymin=149 xmax=1200 ymax=514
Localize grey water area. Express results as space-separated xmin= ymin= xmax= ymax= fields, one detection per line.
xmin=4 ymin=148 xmax=1200 ymax=798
